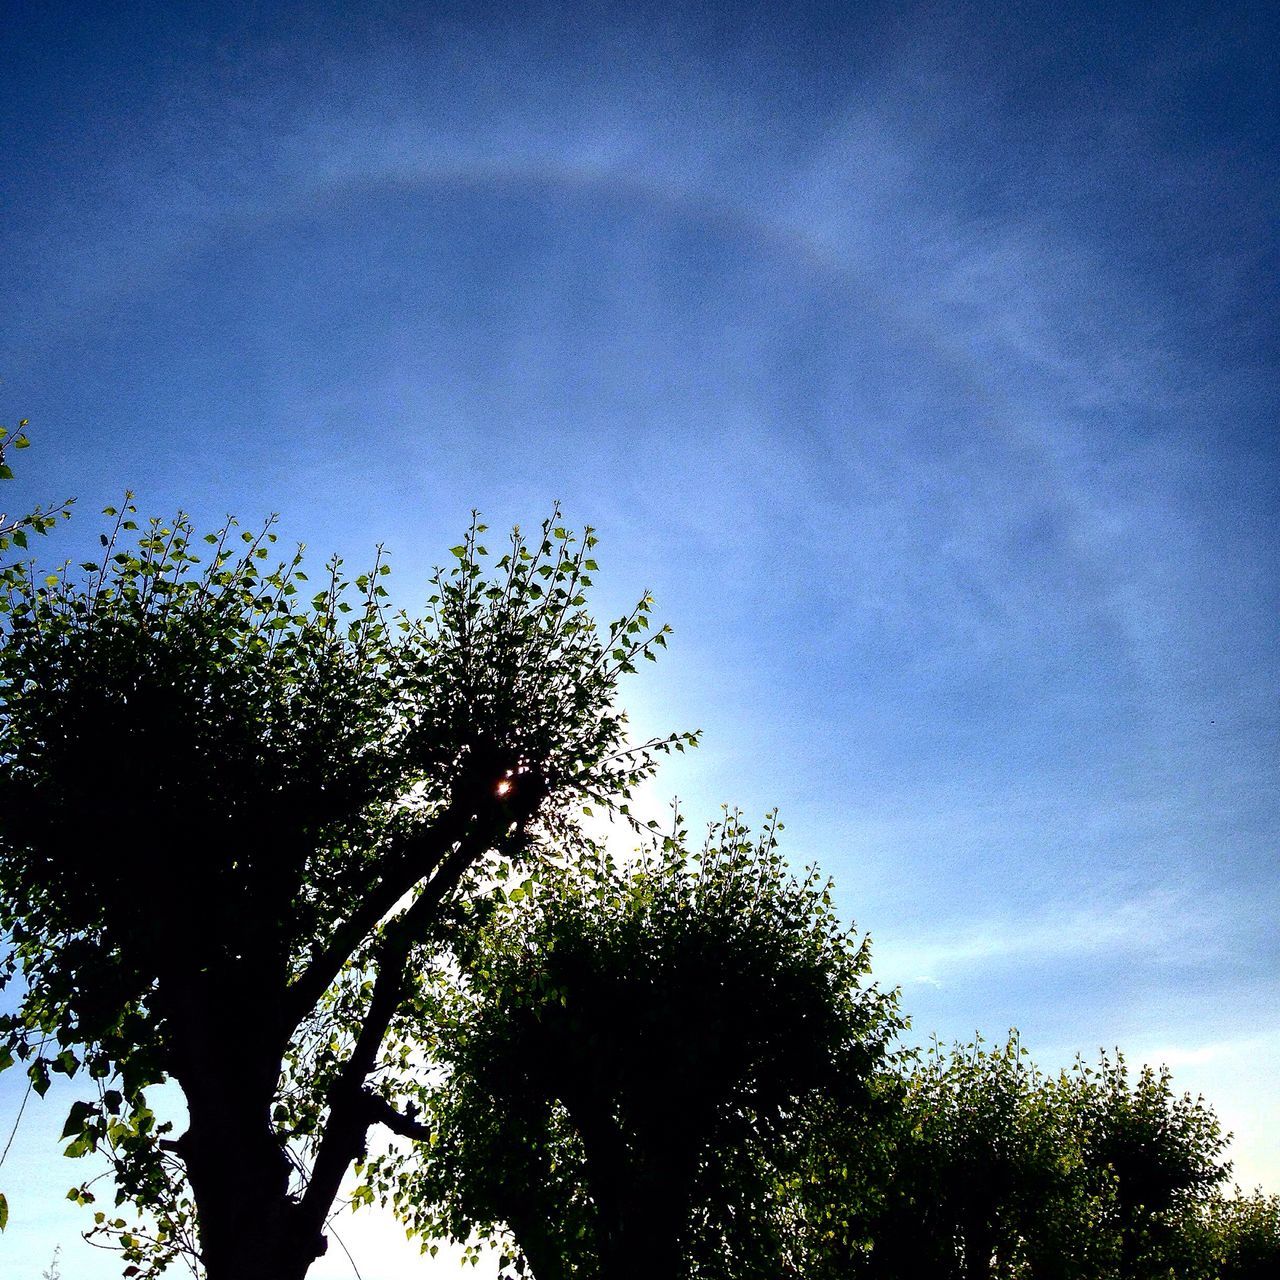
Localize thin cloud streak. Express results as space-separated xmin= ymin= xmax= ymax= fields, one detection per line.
xmin=874 ymin=886 xmax=1217 ymax=984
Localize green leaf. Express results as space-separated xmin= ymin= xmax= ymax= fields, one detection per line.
xmin=0 ymin=1191 xmax=7 ymax=1231
xmin=61 ymin=1099 xmax=95 ymax=1139
xmin=28 ymin=1059 xmax=50 ymax=1097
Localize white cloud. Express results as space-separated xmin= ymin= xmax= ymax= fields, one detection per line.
xmin=873 ymin=885 xmax=1210 ymax=983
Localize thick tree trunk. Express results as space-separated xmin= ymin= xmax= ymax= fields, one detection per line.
xmin=962 ymin=1218 xmax=994 ymax=1280
xmin=606 ymin=1204 xmax=686 ymax=1280
xmin=178 ymin=1079 xmax=325 ymax=1280
xmin=570 ymin=1103 xmax=693 ymax=1280
xmin=162 ymin=809 xmax=517 ymax=1280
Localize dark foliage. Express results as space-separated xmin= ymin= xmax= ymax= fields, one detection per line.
xmin=0 ymin=493 xmax=691 ymax=1278
xmin=368 ymin=810 xmax=902 ymax=1280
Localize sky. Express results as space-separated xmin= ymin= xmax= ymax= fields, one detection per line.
xmin=1 ymin=0 xmax=1277 ymax=1274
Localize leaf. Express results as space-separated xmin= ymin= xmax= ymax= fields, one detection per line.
xmin=0 ymin=1191 xmax=6 ymax=1231
xmin=28 ymin=1059 xmax=50 ymax=1097
xmin=61 ymin=1099 xmax=94 ymax=1139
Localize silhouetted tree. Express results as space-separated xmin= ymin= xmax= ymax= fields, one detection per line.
xmin=1067 ymin=1053 xmax=1228 ymax=1279
xmin=800 ymin=1037 xmax=1235 ymax=1280
xmin=367 ymin=811 xmax=901 ymax=1280
xmin=855 ymin=1035 xmax=1058 ymax=1280
xmin=0 ymin=494 xmax=692 ymax=1280
xmin=1200 ymin=1189 xmax=1280 ymax=1280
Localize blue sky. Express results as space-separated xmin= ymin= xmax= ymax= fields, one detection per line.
xmin=2 ymin=1 xmax=1277 ymax=1274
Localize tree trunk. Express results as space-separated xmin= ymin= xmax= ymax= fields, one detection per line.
xmin=574 ymin=1121 xmax=691 ymax=1280
xmin=506 ymin=1204 xmax=574 ymax=1280
xmin=166 ymin=813 xmax=515 ymax=1280
xmin=607 ymin=1202 xmax=685 ymax=1280
xmin=962 ymin=1217 xmax=994 ymax=1280
xmin=179 ymin=1083 xmax=324 ymax=1280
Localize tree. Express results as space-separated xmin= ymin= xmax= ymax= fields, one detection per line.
xmin=850 ymin=1034 xmax=1063 ymax=1280
xmin=0 ymin=495 xmax=693 ymax=1280
xmin=1064 ymin=1052 xmax=1228 ymax=1279
xmin=368 ymin=810 xmax=902 ymax=1280
xmin=1199 ymin=1189 xmax=1280 ymax=1280
xmin=797 ymin=1036 xmax=1235 ymax=1280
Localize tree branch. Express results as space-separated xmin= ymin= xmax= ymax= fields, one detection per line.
xmin=283 ymin=803 xmax=469 ymax=1033
xmin=364 ymin=1092 xmax=432 ymax=1143
xmin=294 ymin=804 xmax=524 ymax=1242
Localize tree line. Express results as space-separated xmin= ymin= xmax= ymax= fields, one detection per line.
xmin=362 ymin=821 xmax=1278 ymax=1280
xmin=0 ymin=431 xmax=1276 ymax=1279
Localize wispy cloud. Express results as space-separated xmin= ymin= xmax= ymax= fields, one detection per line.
xmin=873 ymin=886 xmax=1216 ymax=984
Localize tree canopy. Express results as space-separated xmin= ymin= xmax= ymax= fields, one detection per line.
xmin=0 ymin=490 xmax=692 ymax=1279
xmin=797 ymin=1035 xmax=1244 ymax=1280
xmin=363 ymin=859 xmax=1274 ymax=1280
xmin=369 ymin=809 xmax=902 ymax=1280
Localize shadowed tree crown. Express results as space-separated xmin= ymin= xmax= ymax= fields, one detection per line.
xmin=369 ymin=811 xmax=902 ymax=1280
xmin=0 ymin=492 xmax=692 ymax=1278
